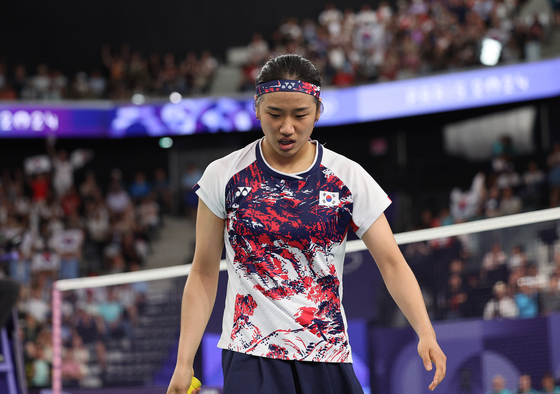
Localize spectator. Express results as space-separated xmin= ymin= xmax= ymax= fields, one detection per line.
xmin=525 ymin=15 xmax=545 ymax=62
xmin=105 ymin=181 xmax=132 ymax=216
xmin=51 ymin=225 xmax=84 ymax=279
xmin=194 ymin=50 xmax=218 ymax=94
xmin=518 ymin=374 xmax=539 ymax=394
xmin=523 ymin=160 xmax=546 ymax=186
xmin=318 ymin=2 xmax=344 ymax=36
xmin=32 ymin=64 xmax=52 ymax=100
xmin=540 ymin=372 xmax=560 ymax=394
xmin=240 ymin=54 xmax=262 ymax=92
xmin=128 ymin=171 xmax=151 ymax=203
xmin=514 ymin=277 xmax=539 ymax=318
xmin=50 ymin=70 xmax=68 ymax=99
xmin=46 ymin=137 xmax=92 ymax=199
xmin=61 ymin=349 xmax=86 ymax=386
xmin=74 ymin=306 xmax=106 ymax=370
xmin=481 ymin=242 xmax=508 ymax=284
xmin=85 ymin=201 xmax=110 ymax=271
xmin=450 ymin=172 xmax=486 ymax=222
xmin=24 ymin=284 xmax=50 ymax=325
xmin=483 ymin=281 xmax=518 ymax=319
xmin=97 ymin=287 xmax=134 ymax=340
xmin=507 ymin=245 xmax=527 ymax=271
xmin=520 ymin=161 xmax=545 ymax=210
xmin=29 ymin=344 xmax=50 ymax=387
xmin=88 ymin=69 xmax=107 ymax=98
xmin=79 ymin=170 xmax=102 ymax=204
xmin=499 ymin=187 xmax=522 ymax=216
xmin=439 ymin=273 xmax=467 ymax=320
xmin=497 ymin=163 xmax=522 ymax=190
xmin=247 ymin=32 xmax=270 ymax=65
xmin=28 ymin=172 xmax=50 ymax=203
xmin=71 ymin=72 xmax=90 ymax=99
xmin=137 ymin=195 xmax=159 ymax=241
xmin=541 ymin=276 xmax=560 ymax=315
xmin=487 ymin=374 xmax=513 ymax=394
xmin=60 ymin=185 xmax=82 ymax=217
xmin=485 ymin=187 xmax=502 ymax=218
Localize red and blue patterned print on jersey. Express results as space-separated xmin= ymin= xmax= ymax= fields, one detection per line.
xmin=225 ymin=161 xmax=353 ymax=361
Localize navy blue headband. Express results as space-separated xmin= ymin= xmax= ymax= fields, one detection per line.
xmin=256 ymin=79 xmax=321 ymax=98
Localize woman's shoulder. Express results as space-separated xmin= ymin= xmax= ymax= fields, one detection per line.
xmin=320 ymin=143 xmax=370 ymax=176
xmin=205 ymin=140 xmax=259 ymax=172
xmin=321 ymin=144 xmax=360 ymax=167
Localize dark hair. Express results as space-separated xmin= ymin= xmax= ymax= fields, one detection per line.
xmin=254 ymin=54 xmax=323 ymax=113
xmin=256 ymin=54 xmax=322 ymax=86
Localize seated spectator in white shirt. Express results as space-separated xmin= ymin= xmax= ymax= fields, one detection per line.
xmin=25 ymin=284 xmax=50 ymax=324
xmin=483 ymin=281 xmax=519 ymax=319
xmin=105 ymin=181 xmax=131 ymax=215
xmin=523 ymin=160 xmax=545 ymax=186
xmin=499 ymin=187 xmax=522 ymax=216
xmin=540 ymin=275 xmax=560 ymax=316
xmin=507 ymin=244 xmax=527 ymax=271
xmin=496 ymin=163 xmax=521 ymax=190
xmin=318 ymin=2 xmax=344 ymax=36
xmin=483 ymin=242 xmax=507 ymax=271
xmin=355 ymin=4 xmax=378 ymax=26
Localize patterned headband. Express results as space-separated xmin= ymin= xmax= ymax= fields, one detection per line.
xmin=256 ymin=79 xmax=321 ymax=98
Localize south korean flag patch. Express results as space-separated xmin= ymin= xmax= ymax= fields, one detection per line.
xmin=319 ymin=191 xmax=339 ymax=207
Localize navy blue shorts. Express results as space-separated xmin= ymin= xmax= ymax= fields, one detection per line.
xmin=221 ymin=350 xmax=364 ymax=394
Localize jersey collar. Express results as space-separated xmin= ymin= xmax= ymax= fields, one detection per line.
xmin=256 ymin=138 xmax=323 ymax=180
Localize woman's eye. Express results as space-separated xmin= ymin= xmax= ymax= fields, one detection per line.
xmin=268 ymin=113 xmax=280 ymax=118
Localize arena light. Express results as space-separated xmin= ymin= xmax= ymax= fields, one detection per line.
xmin=159 ymin=137 xmax=173 ymax=148
xmin=480 ymin=38 xmax=502 ymax=67
xmin=131 ymin=93 xmax=146 ymax=105
xmin=169 ymin=92 xmax=182 ymax=104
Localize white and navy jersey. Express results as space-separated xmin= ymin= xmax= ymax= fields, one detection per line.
xmin=194 ymin=138 xmax=391 ymax=363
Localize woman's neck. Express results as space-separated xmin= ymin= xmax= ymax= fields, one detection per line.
xmin=262 ymin=139 xmax=316 ymax=175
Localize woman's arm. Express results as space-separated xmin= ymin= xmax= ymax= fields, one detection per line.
xmin=361 ymin=213 xmax=447 ymax=391
xmin=167 ymin=199 xmax=225 ymax=394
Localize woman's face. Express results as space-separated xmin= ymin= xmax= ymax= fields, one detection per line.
xmin=256 ymin=91 xmax=320 ymax=165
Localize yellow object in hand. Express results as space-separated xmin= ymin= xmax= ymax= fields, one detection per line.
xmin=187 ymin=377 xmax=201 ymax=394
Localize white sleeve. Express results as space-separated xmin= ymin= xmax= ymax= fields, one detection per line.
xmin=194 ymin=159 xmax=229 ymax=220
xmin=193 ymin=141 xmax=258 ymax=220
xmin=347 ymin=162 xmax=391 ymax=238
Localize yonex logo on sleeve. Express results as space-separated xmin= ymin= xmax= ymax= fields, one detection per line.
xmin=236 ymin=187 xmax=252 ymax=197
xmin=319 ymin=191 xmax=339 ymax=207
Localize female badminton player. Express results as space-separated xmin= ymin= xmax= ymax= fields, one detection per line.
xmin=166 ymin=54 xmax=446 ymax=394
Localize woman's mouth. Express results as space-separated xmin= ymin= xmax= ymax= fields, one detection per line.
xmin=279 ymin=139 xmax=295 ymax=150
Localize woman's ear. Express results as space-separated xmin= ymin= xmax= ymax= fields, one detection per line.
xmin=254 ymin=95 xmax=260 ymax=120
xmin=315 ymin=97 xmax=322 ymax=122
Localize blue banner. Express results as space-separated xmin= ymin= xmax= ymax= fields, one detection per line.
xmin=1 ymin=58 xmax=559 ymax=138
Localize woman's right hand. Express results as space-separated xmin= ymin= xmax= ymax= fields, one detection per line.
xmin=166 ymin=366 xmax=201 ymax=394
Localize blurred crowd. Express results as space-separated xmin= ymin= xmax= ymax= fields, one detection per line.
xmin=0 ymin=139 xmax=173 ymax=387
xmin=386 ymin=136 xmax=560 ymax=327
xmin=0 ymin=0 xmax=557 ymax=101
xmin=486 ymin=373 xmax=560 ymax=394
xmin=413 ymin=134 xmax=557 ymax=233
xmin=0 ymin=45 xmax=219 ymax=101
xmin=239 ymin=0 xmax=554 ymax=90
xmin=400 ymin=216 xmax=560 ymax=326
